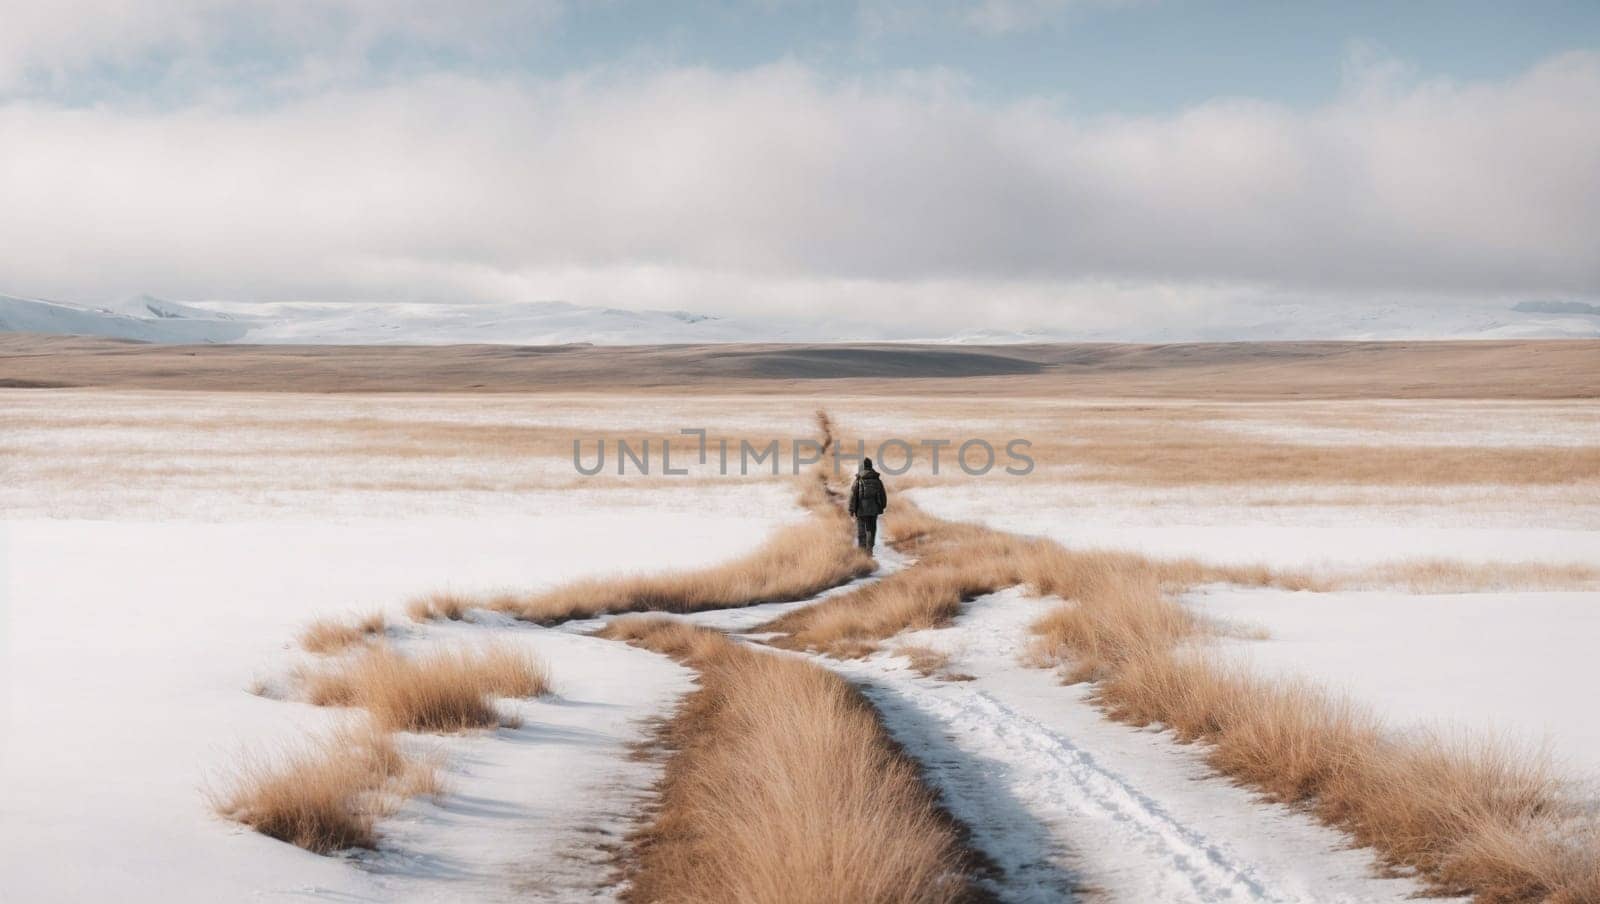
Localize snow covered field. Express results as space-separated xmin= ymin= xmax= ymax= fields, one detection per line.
xmin=3 ymin=387 xmax=1596 ymax=902
xmin=1 ymin=515 xmax=778 ymax=902
xmin=1188 ymin=585 xmax=1600 ymax=778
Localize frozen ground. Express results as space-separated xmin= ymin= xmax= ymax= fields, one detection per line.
xmin=1188 ymin=585 xmax=1600 ymax=779
xmin=909 ymin=475 xmax=1600 ymax=794
xmin=912 ymin=485 xmax=1600 ymax=566
xmin=3 ymin=388 xmax=1596 ymax=902
xmin=0 ymin=512 xmax=776 ymax=903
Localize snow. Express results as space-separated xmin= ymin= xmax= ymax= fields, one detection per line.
xmin=1186 ymin=585 xmax=1600 ymax=779
xmin=0 ymin=512 xmax=779 ymax=903
xmin=4 ymin=291 xmax=1598 ymax=345
xmin=914 ymin=486 xmax=1600 ymax=569
xmin=0 ymin=293 xmax=247 ymax=342
xmin=682 ymin=574 xmax=1442 ymax=903
xmin=903 ymin=477 xmax=1599 ymax=893
xmin=4 ymin=388 xmax=1595 ymax=902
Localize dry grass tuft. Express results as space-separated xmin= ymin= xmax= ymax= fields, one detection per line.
xmin=299 ymin=611 xmax=387 ymax=654
xmin=210 ymin=723 xmax=440 ymax=853
xmin=406 ymin=591 xmax=474 ymax=622
xmin=597 ymin=617 xmax=983 ymax=903
xmin=895 ymin=645 xmax=952 ymax=677
xmin=487 ymin=516 xmax=873 ymax=624
xmin=305 ymin=643 xmax=550 ymax=732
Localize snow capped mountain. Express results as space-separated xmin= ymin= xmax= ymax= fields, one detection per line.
xmin=1 ymin=292 xmax=1596 ymax=345
xmin=0 ymin=294 xmax=249 ymax=342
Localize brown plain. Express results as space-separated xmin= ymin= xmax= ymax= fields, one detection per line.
xmin=4 ymin=334 xmax=1598 ymax=399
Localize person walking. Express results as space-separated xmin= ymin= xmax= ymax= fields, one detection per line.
xmin=848 ymin=457 xmax=888 ymax=551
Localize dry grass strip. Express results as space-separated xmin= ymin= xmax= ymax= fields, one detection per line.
xmin=299 ymin=610 xmax=387 ymax=654
xmin=1035 ymin=594 xmax=1600 ymax=902
xmin=209 ymin=722 xmax=441 ymax=853
xmin=304 ymin=642 xmax=550 ymax=732
xmin=1328 ymin=559 xmax=1600 ymax=593
xmin=597 ymin=616 xmax=987 ymax=904
xmin=761 ymin=501 xmax=1312 ymax=658
xmin=410 ymin=410 xmax=874 ymax=626
xmin=478 ymin=515 xmax=873 ymax=623
xmin=753 ymin=480 xmax=1598 ymax=901
xmin=1061 ymin=438 xmax=1600 ymax=486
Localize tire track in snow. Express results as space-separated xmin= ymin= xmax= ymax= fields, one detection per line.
xmin=625 ymin=544 xmax=1411 ymax=903
xmin=835 ymin=661 xmax=1284 ymax=903
xmin=686 ymin=547 xmax=1280 ymax=901
xmin=802 ymin=579 xmax=1426 ymax=904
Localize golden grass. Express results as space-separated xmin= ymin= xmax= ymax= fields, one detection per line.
xmin=1058 ymin=435 xmax=1600 ymax=486
xmin=485 ymin=517 xmax=873 ymax=624
xmin=403 ymin=411 xmax=874 ymax=628
xmin=299 ymin=611 xmax=387 ymax=654
xmin=1024 ymin=545 xmax=1600 ymax=902
xmin=763 ymin=500 xmax=1310 ymax=658
xmin=10 ymin=335 xmax=1600 ymax=398
xmin=404 ymin=414 xmax=877 ymax=625
xmin=895 ymin=645 xmax=951 ymax=676
xmin=210 ymin=722 xmax=441 ymax=853
xmin=597 ymin=617 xmax=983 ymax=904
xmin=761 ymin=513 xmax=1027 ymax=656
xmin=407 ymin=590 xmax=474 ymax=622
xmin=305 ymin=643 xmax=550 ymax=732
xmin=1333 ymin=559 xmax=1600 ymax=593
xmin=748 ymin=483 xmax=1599 ymax=901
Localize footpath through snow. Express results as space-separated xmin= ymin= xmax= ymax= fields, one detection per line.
xmin=679 ymin=547 xmax=1446 ymax=904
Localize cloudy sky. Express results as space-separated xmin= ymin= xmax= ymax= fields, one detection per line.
xmin=0 ymin=0 xmax=1596 ymax=331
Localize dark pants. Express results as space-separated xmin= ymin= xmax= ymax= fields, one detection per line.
xmin=855 ymin=516 xmax=878 ymax=551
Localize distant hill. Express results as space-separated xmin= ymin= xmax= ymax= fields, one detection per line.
xmin=2 ymin=292 xmax=1597 ymax=345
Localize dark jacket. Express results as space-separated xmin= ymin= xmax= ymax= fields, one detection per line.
xmin=849 ymin=467 xmax=888 ymax=517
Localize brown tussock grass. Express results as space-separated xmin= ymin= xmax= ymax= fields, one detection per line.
xmin=305 ymin=643 xmax=550 ymax=732
xmin=896 ymin=645 xmax=952 ymax=677
xmin=486 ymin=516 xmax=873 ymax=624
xmin=764 ymin=500 xmax=1310 ymax=658
xmin=300 ymin=610 xmax=387 ymax=654
xmin=1332 ymin=559 xmax=1600 ymax=594
xmin=210 ymin=722 xmax=441 ymax=853
xmin=1061 ymin=435 xmax=1600 ymax=487
xmin=1025 ymin=543 xmax=1600 ymax=902
xmin=416 ymin=411 xmax=872 ymax=626
xmin=597 ymin=616 xmax=984 ymax=904
xmin=755 ymin=482 xmax=1598 ymax=901
xmin=407 ymin=590 xmax=474 ymax=622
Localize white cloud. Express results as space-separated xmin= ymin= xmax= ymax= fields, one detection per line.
xmin=962 ymin=0 xmax=1137 ymax=34
xmin=0 ymin=52 xmax=1595 ymax=329
xmin=0 ymin=0 xmax=566 ymax=91
xmin=856 ymin=0 xmax=1139 ymax=36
